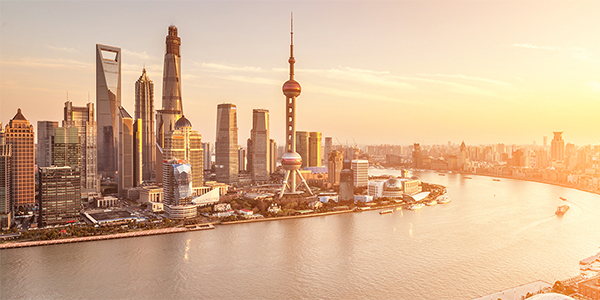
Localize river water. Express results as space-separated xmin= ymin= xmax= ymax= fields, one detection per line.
xmin=2 ymin=170 xmax=600 ymax=299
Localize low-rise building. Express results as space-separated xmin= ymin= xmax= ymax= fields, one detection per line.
xmin=96 ymin=196 xmax=119 ymax=208
xmin=579 ymin=276 xmax=600 ymax=299
xmin=214 ymin=203 xmax=232 ymax=212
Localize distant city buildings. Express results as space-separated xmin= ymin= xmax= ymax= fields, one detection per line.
xmin=309 ymin=131 xmax=322 ymax=167
xmin=202 ymin=142 xmax=212 ymax=170
xmin=5 ymin=109 xmax=35 ymax=211
xmin=118 ymin=106 xmax=139 ymax=196
xmin=215 ymin=103 xmax=238 ymax=184
xmin=96 ymin=44 xmax=121 ymax=178
xmin=551 ymin=132 xmax=565 ymax=162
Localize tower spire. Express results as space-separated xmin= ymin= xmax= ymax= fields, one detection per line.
xmin=289 ymin=12 xmax=295 ymax=80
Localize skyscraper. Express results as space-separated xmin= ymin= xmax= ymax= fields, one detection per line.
xmin=269 ymin=139 xmax=278 ymax=174
xmin=64 ymin=101 xmax=99 ymax=192
xmin=39 ymin=166 xmax=81 ymax=227
xmin=5 ymin=109 xmax=35 ymax=211
xmin=156 ymin=26 xmax=183 ymax=148
xmin=351 ymin=159 xmax=369 ymax=187
xmin=52 ymin=127 xmax=79 ymax=168
xmin=215 ymin=103 xmax=238 ymax=184
xmin=279 ymin=17 xmax=313 ymax=198
xmin=551 ymin=132 xmax=565 ymax=162
xmin=36 ymin=121 xmax=58 ymax=168
xmin=251 ymin=109 xmax=270 ymax=182
xmin=238 ymin=146 xmax=246 ymax=172
xmin=324 ymin=137 xmax=333 ymax=164
xmin=135 ymin=68 xmax=155 ymax=181
xmin=163 ymin=159 xmax=196 ymax=219
xmin=118 ymin=107 xmax=140 ymax=196
xmin=202 ymin=142 xmax=212 ymax=170
xmin=163 ymin=116 xmax=203 ymax=188
xmin=309 ymin=131 xmax=322 ymax=167
xmin=296 ymin=131 xmax=309 ymax=168
xmin=327 ymin=150 xmax=343 ymax=185
xmin=96 ymin=44 xmax=121 ymax=177
xmin=0 ymin=142 xmax=11 ymax=229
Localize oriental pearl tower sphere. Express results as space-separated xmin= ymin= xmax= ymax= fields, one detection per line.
xmin=279 ymin=15 xmax=314 ymax=198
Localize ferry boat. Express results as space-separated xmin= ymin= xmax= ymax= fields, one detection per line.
xmin=555 ymin=205 xmax=569 ymax=216
xmin=425 ymin=200 xmax=437 ymax=206
xmin=464 ymin=177 xmax=472 ymax=179
xmin=407 ymin=203 xmax=425 ymax=211
xmin=493 ymin=179 xmax=501 ymax=182
xmin=379 ymin=209 xmax=393 ymax=215
xmin=559 ymin=197 xmax=567 ymax=201
xmin=437 ymin=196 xmax=451 ymax=204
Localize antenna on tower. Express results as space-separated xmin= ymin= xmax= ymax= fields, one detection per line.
xmin=291 ymin=12 xmax=294 ymax=46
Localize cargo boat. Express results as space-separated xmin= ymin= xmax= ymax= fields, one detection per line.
xmin=556 ymin=205 xmax=569 ymax=216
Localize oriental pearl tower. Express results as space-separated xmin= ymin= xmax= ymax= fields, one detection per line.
xmin=280 ymin=16 xmax=314 ymax=198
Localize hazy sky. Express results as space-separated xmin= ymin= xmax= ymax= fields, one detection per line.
xmin=2 ymin=1 xmax=600 ymax=147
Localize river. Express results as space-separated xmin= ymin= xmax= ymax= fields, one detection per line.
xmin=2 ymin=169 xmax=600 ymax=299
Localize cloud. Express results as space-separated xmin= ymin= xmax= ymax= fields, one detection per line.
xmin=512 ymin=43 xmax=560 ymax=51
xmin=418 ymin=74 xmax=511 ymax=86
xmin=199 ymin=62 xmax=267 ymax=73
xmin=122 ymin=49 xmax=156 ymax=61
xmin=512 ymin=43 xmax=597 ymax=62
xmin=0 ymin=57 xmax=91 ymax=69
xmin=45 ymin=45 xmax=79 ymax=53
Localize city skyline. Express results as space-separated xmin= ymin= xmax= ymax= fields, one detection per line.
xmin=2 ymin=1 xmax=600 ymax=146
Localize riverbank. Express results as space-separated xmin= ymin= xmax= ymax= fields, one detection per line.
xmin=457 ymin=171 xmax=600 ymax=197
xmin=0 ymin=224 xmax=215 ymax=250
xmin=220 ymin=209 xmax=356 ymax=225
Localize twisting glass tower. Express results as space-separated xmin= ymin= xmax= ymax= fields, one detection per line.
xmin=279 ymin=15 xmax=313 ymax=198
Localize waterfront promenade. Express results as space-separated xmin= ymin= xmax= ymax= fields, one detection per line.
xmin=0 ymin=225 xmax=214 ymax=250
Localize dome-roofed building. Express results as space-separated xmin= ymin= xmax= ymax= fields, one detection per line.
xmin=174 ymin=115 xmax=192 ymax=129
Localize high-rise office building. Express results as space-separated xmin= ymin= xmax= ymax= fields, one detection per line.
xmin=63 ymin=101 xmax=99 ymax=192
xmin=163 ymin=116 xmax=203 ymax=188
xmin=339 ymin=152 xmax=353 ymax=202
xmin=52 ymin=127 xmax=79 ymax=168
xmin=296 ymin=131 xmax=309 ymax=168
xmin=412 ymin=143 xmax=423 ymax=169
xmin=279 ymin=17 xmax=313 ymax=198
xmin=202 ymin=142 xmax=212 ymax=170
xmin=156 ymin=26 xmax=183 ymax=148
xmin=215 ymin=103 xmax=238 ymax=184
xmin=246 ymin=138 xmax=253 ymax=173
xmin=135 ymin=68 xmax=155 ymax=181
xmin=0 ymin=142 xmax=12 ymax=229
xmin=37 ymin=121 xmax=58 ymax=168
xmin=309 ymin=131 xmax=322 ymax=167
xmin=39 ymin=166 xmax=81 ymax=227
xmin=251 ymin=109 xmax=270 ymax=182
xmin=163 ymin=159 xmax=196 ymax=219
xmin=96 ymin=44 xmax=121 ymax=177
xmin=118 ymin=107 xmax=141 ymax=196
xmin=327 ymin=150 xmax=343 ymax=185
xmin=551 ymin=132 xmax=565 ymax=162
xmin=238 ymin=146 xmax=246 ymax=172
xmin=324 ymin=137 xmax=333 ymax=164
xmin=351 ymin=159 xmax=369 ymax=187
xmin=269 ymin=139 xmax=277 ymax=174
xmin=5 ymin=109 xmax=35 ymax=211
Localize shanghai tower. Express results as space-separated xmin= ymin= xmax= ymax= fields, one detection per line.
xmin=156 ymin=26 xmax=183 ymax=148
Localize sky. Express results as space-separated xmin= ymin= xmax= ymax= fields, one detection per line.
xmin=1 ymin=1 xmax=600 ymax=147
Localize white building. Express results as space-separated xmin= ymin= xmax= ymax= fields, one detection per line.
xmin=351 ymin=159 xmax=369 ymax=187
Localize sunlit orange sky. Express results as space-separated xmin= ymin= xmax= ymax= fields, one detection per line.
xmin=2 ymin=1 xmax=600 ymax=147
